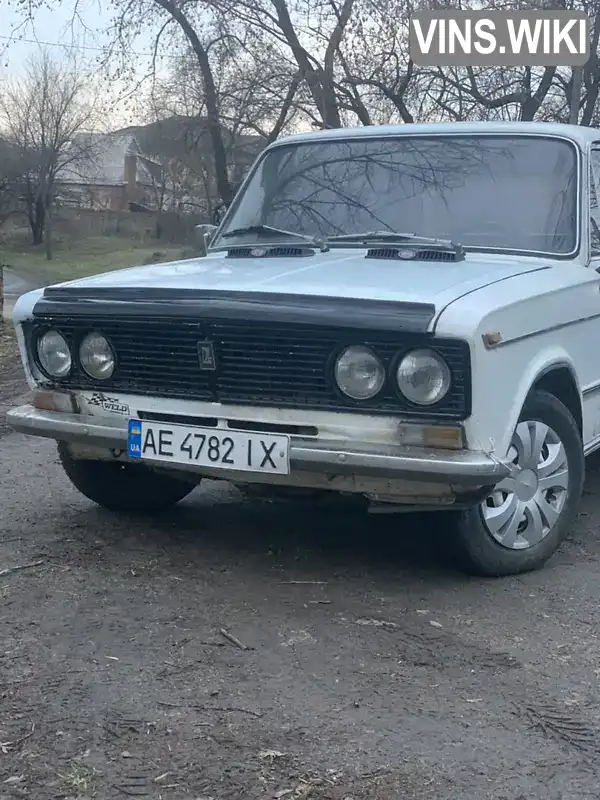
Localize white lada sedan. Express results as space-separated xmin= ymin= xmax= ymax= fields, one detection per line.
xmin=8 ymin=120 xmax=600 ymax=577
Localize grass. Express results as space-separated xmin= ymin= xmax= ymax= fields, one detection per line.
xmin=0 ymin=234 xmax=197 ymax=283
xmin=58 ymin=763 xmax=99 ymax=797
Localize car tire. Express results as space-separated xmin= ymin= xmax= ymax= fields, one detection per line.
xmin=451 ymin=390 xmax=584 ymax=577
xmin=58 ymin=443 xmax=198 ymax=513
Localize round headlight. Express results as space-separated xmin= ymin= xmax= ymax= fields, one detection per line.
xmin=335 ymin=345 xmax=385 ymax=400
xmin=36 ymin=330 xmax=72 ymax=378
xmin=79 ymin=332 xmax=115 ymax=380
xmin=396 ymin=348 xmax=451 ymax=406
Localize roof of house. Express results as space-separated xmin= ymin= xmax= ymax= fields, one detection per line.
xmin=58 ymin=132 xmax=161 ymax=187
xmin=116 ymin=115 xmax=266 ymax=164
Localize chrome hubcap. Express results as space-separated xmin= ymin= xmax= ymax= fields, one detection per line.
xmin=481 ymin=421 xmax=569 ymax=550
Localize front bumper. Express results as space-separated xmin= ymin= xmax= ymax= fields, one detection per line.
xmin=7 ymin=404 xmax=509 ymax=489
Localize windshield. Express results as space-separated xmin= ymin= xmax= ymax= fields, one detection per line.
xmin=214 ymin=134 xmax=578 ymax=257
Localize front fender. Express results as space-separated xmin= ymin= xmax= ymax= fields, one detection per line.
xmin=461 ymin=338 xmax=581 ymax=458
xmin=12 ymin=288 xmax=45 ymax=390
xmin=434 ymin=265 xmax=600 ymax=459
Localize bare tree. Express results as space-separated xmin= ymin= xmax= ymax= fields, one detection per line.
xmin=147 ymin=0 xmax=235 ymax=206
xmin=7 ymin=0 xmax=600 ymax=180
xmin=203 ymin=30 xmax=302 ymax=143
xmin=0 ymin=50 xmax=98 ymax=258
xmin=210 ymin=0 xmax=360 ymax=129
xmin=335 ymin=0 xmax=414 ymax=124
xmin=101 ymin=0 xmax=299 ymax=208
xmin=142 ymin=22 xmax=303 ymax=216
xmin=0 ymin=137 xmax=23 ymax=223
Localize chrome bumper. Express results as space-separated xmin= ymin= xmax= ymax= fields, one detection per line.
xmin=7 ymin=404 xmax=509 ymax=488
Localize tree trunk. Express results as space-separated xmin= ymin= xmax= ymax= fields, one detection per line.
xmin=30 ymin=198 xmax=45 ymax=246
xmin=267 ymin=73 xmax=301 ymax=143
xmin=154 ymin=0 xmax=233 ymax=206
xmin=580 ymin=10 xmax=600 ymax=126
xmin=270 ymin=0 xmax=342 ymax=128
xmin=45 ymin=208 xmax=53 ymax=260
xmin=520 ymin=67 xmax=556 ymax=121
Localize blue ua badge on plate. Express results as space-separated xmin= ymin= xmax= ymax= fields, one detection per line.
xmin=128 ymin=419 xmax=142 ymax=459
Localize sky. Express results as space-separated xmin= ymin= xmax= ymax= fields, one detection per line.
xmin=1 ymin=1 xmax=113 ymax=68
xmin=0 ymin=0 xmax=165 ymax=127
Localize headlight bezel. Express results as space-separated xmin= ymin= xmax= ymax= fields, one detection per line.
xmin=394 ymin=347 xmax=452 ymax=407
xmin=78 ymin=330 xmax=117 ymax=381
xmin=333 ymin=344 xmax=386 ymax=401
xmin=34 ymin=328 xmax=73 ymax=380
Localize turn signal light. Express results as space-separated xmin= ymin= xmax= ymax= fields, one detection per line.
xmin=33 ymin=391 xmax=57 ymax=411
xmin=32 ymin=390 xmax=76 ymax=413
xmin=397 ymin=423 xmax=464 ymax=450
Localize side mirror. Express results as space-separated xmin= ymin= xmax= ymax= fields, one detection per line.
xmin=212 ymin=204 xmax=229 ymax=226
xmin=195 ymin=224 xmax=218 ymax=255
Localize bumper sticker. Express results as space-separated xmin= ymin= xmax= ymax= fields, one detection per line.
xmin=85 ymin=392 xmax=130 ymax=415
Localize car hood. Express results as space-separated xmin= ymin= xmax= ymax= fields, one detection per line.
xmin=56 ymin=249 xmax=551 ymax=311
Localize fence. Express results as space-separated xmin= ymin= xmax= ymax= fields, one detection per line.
xmin=1 ymin=209 xmax=207 ymax=247
xmin=54 ymin=209 xmax=205 ymax=244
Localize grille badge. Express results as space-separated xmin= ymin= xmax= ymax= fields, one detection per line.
xmin=197 ymin=340 xmax=217 ymax=371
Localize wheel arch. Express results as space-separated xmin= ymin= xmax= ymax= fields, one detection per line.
xmin=493 ymin=351 xmax=584 ymax=457
xmin=529 ymin=362 xmax=583 ymax=437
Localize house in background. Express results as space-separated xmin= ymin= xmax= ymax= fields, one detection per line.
xmin=117 ymin=116 xmax=267 ymax=215
xmin=55 ymin=118 xmax=266 ymax=216
xmin=57 ymin=132 xmax=164 ymax=212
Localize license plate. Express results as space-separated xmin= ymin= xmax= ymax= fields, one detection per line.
xmin=127 ymin=419 xmax=290 ymax=475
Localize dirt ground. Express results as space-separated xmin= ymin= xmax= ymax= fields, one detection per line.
xmin=0 ymin=326 xmax=28 ymax=436
xmin=3 ymin=328 xmax=600 ymax=799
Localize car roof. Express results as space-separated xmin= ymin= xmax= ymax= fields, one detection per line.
xmin=270 ymin=120 xmax=599 ymax=150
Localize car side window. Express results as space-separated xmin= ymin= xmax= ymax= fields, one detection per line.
xmin=590 ymin=147 xmax=600 ymax=257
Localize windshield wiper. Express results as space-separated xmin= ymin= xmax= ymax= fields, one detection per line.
xmin=326 ymin=231 xmax=457 ymax=246
xmin=220 ymin=224 xmax=329 ymax=251
xmin=222 ymin=224 xmax=314 ymax=242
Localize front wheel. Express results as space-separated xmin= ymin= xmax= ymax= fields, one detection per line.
xmin=58 ymin=443 xmax=198 ymax=513
xmin=451 ymin=390 xmax=584 ymax=577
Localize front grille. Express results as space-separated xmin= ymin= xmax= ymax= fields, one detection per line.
xmin=29 ymin=316 xmax=471 ymax=419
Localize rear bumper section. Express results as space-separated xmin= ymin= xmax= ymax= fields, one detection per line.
xmin=7 ymin=404 xmax=509 ymax=489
